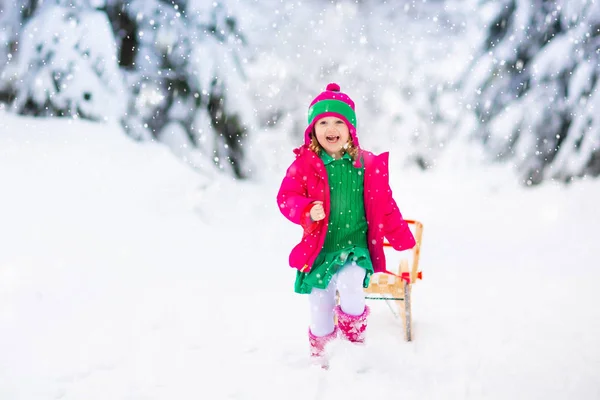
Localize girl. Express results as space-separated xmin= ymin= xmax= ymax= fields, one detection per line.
xmin=277 ymin=83 xmax=415 ymax=366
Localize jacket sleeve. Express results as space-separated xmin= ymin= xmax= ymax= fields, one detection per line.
xmin=382 ymin=191 xmax=416 ymax=251
xmin=380 ymin=155 xmax=416 ymax=251
xmin=276 ymin=158 xmax=319 ymax=233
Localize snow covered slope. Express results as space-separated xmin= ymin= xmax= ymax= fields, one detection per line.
xmin=1 ymin=112 xmax=599 ymax=399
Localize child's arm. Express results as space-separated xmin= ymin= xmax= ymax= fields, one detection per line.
xmin=376 ymin=154 xmax=415 ymax=250
xmin=382 ymin=192 xmax=416 ymax=251
xmin=277 ymin=159 xmax=320 ymax=233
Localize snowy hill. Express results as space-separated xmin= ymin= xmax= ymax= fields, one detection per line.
xmin=1 ymin=111 xmax=599 ymax=399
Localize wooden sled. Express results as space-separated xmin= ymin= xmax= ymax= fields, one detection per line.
xmin=364 ymin=219 xmax=424 ymax=341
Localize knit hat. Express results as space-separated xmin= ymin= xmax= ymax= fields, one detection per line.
xmin=304 ymin=83 xmax=359 ymax=149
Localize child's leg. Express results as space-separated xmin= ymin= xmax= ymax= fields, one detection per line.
xmin=308 ymin=281 xmax=337 ymax=337
xmin=307 ymin=282 xmax=338 ymax=365
xmin=335 ymin=263 xmax=369 ymax=343
xmin=335 ymin=262 xmax=366 ymax=315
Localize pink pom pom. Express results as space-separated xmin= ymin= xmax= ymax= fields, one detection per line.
xmin=326 ymin=83 xmax=340 ymax=92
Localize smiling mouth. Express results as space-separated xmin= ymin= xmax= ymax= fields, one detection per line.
xmin=326 ymin=135 xmax=340 ymax=143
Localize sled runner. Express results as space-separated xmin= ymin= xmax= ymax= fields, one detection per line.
xmin=364 ymin=219 xmax=424 ymax=341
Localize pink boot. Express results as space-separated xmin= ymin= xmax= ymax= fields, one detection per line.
xmin=335 ymin=305 xmax=370 ymax=343
xmin=308 ymin=326 xmax=338 ymax=367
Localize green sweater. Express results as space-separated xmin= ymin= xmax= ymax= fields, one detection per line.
xmin=294 ymin=152 xmax=374 ymax=294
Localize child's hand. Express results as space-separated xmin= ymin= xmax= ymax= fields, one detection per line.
xmin=310 ymin=201 xmax=325 ymax=221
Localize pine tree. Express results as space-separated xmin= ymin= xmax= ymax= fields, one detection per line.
xmin=103 ymin=0 xmax=252 ymax=178
xmin=0 ymin=1 xmax=125 ymax=120
xmin=0 ymin=0 xmax=253 ymax=179
xmin=458 ymin=0 xmax=600 ymax=185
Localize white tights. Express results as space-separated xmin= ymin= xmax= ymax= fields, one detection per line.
xmin=308 ymin=262 xmax=367 ymax=337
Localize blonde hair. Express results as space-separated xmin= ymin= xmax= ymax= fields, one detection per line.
xmin=309 ymin=131 xmax=359 ymax=162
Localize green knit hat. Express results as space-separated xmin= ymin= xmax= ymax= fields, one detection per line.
xmin=304 ymin=83 xmax=359 ymax=148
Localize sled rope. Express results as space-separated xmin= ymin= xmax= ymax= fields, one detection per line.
xmin=365 ymin=296 xmax=404 ymax=301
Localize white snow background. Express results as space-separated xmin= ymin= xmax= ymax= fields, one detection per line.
xmin=0 ymin=1 xmax=599 ymax=397
xmin=1 ymin=104 xmax=599 ymax=400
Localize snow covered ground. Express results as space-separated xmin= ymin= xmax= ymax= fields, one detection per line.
xmin=1 ymin=110 xmax=599 ymax=399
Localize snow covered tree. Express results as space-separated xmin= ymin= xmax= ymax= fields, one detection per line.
xmin=456 ymin=0 xmax=600 ymax=185
xmin=0 ymin=1 xmax=38 ymax=104
xmin=103 ymin=0 xmax=253 ymax=178
xmin=0 ymin=1 xmax=125 ymax=120
xmin=0 ymin=0 xmax=253 ymax=179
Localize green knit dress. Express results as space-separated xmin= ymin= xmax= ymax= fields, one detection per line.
xmin=294 ymin=151 xmax=374 ymax=294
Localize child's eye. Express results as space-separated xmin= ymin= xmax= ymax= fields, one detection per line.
xmin=335 ymin=120 xmax=344 ymax=124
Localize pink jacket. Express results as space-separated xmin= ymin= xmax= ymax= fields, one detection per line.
xmin=277 ymin=145 xmax=415 ymax=274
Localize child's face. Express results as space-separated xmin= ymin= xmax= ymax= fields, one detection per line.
xmin=314 ymin=116 xmax=350 ymax=158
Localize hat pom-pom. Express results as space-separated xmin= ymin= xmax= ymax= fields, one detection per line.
xmin=326 ymin=83 xmax=340 ymax=92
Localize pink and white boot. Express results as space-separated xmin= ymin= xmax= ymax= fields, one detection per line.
xmin=335 ymin=305 xmax=370 ymax=343
xmin=308 ymin=327 xmax=338 ymax=369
